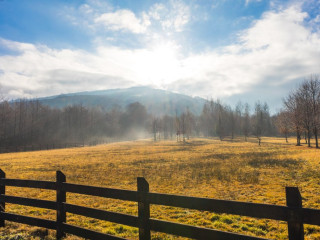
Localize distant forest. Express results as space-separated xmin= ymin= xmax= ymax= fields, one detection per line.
xmin=0 ymin=75 xmax=319 ymax=152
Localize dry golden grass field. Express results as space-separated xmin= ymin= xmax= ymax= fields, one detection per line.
xmin=1 ymin=137 xmax=320 ymax=240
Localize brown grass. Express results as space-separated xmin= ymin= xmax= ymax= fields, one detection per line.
xmin=0 ymin=137 xmax=320 ymax=239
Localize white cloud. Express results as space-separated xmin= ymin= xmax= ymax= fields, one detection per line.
xmin=1 ymin=2 xmax=320 ymax=107
xmin=69 ymin=0 xmax=191 ymax=35
xmin=170 ymin=3 xmax=320 ymax=98
xmin=148 ymin=0 xmax=191 ymax=32
xmin=94 ymin=9 xmax=151 ymax=34
xmin=0 ymin=39 xmax=137 ymax=98
xmin=0 ymin=38 xmax=37 ymax=53
xmin=240 ymin=5 xmax=310 ymax=50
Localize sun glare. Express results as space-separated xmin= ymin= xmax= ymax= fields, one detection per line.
xmin=135 ymin=41 xmax=182 ymax=86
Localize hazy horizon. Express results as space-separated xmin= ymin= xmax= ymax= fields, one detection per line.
xmin=1 ymin=0 xmax=320 ymax=111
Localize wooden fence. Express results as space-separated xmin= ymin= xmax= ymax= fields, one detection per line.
xmin=1 ymin=170 xmax=320 ymax=240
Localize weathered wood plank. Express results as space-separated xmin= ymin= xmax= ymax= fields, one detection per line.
xmin=147 ymin=192 xmax=288 ymax=221
xmin=64 ymin=203 xmax=138 ymax=227
xmin=0 ymin=212 xmax=56 ymax=229
xmin=56 ymin=171 xmax=66 ymax=239
xmin=0 ymin=179 xmax=56 ymax=190
xmin=286 ymin=187 xmax=304 ymax=240
xmin=0 ymin=195 xmax=56 ymax=210
xmin=303 ymin=208 xmax=320 ymax=225
xmin=138 ymin=177 xmax=150 ymax=240
xmin=62 ymin=183 xmax=138 ymax=201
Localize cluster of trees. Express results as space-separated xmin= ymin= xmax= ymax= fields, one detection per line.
xmin=0 ymin=100 xmax=150 ymax=152
xmin=0 ymin=97 xmax=278 ymax=152
xmin=200 ymin=100 xmax=276 ymax=144
xmin=281 ymin=75 xmax=320 ymax=148
xmin=151 ymin=100 xmax=276 ymax=145
xmin=4 ymin=75 xmax=319 ymax=152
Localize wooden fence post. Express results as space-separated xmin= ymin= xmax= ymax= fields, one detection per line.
xmin=0 ymin=169 xmax=5 ymax=227
xmin=137 ymin=177 xmax=151 ymax=240
xmin=286 ymin=187 xmax=304 ymax=240
xmin=56 ymin=171 xmax=66 ymax=239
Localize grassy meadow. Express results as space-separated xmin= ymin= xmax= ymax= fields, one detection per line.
xmin=1 ymin=137 xmax=320 ymax=239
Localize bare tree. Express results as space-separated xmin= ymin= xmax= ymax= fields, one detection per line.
xmin=229 ymin=109 xmax=235 ymax=139
xmin=235 ymin=101 xmax=243 ymax=136
xmin=283 ymin=92 xmax=302 ymax=146
xmin=275 ymin=110 xmax=291 ymax=143
xmin=161 ymin=115 xmax=175 ymax=139
xmin=180 ymin=113 xmax=187 ymax=142
xmin=253 ymin=102 xmax=263 ymax=146
xmin=306 ymin=75 xmax=320 ymax=148
xmin=152 ymin=118 xmax=159 ymax=142
xmin=216 ymin=101 xmax=225 ymax=141
xmin=296 ymin=83 xmax=313 ymax=147
xmin=185 ymin=108 xmax=194 ymax=140
xmin=282 ymin=75 xmax=320 ymax=147
xmin=243 ymin=103 xmax=251 ymax=141
xmin=175 ymin=110 xmax=181 ymax=142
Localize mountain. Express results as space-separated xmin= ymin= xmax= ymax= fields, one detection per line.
xmin=38 ymin=86 xmax=207 ymax=116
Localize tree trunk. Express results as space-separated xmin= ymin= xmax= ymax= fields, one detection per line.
xmin=307 ymin=129 xmax=311 ymax=147
xmin=314 ymin=127 xmax=319 ymax=148
xmin=296 ymin=128 xmax=301 ymax=146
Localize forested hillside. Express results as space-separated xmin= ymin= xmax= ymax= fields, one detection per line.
xmin=38 ymin=86 xmax=206 ymax=116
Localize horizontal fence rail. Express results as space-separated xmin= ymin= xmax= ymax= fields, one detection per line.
xmin=0 ymin=170 xmax=319 ymax=239
xmin=0 ymin=178 xmax=56 ymax=190
xmin=147 ymin=192 xmax=289 ymax=221
xmin=64 ymin=203 xmax=139 ymax=227
xmin=0 ymin=195 xmax=56 ymax=210
xmin=62 ymin=182 xmax=138 ymax=201
xmin=0 ymin=212 xmax=57 ymax=230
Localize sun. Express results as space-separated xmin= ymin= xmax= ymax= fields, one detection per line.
xmin=134 ymin=41 xmax=182 ymax=87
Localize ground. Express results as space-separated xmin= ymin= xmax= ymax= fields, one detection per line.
xmin=0 ymin=137 xmax=320 ymax=239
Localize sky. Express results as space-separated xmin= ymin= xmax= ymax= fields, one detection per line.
xmin=0 ymin=0 xmax=320 ymax=112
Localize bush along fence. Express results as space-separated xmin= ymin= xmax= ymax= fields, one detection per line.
xmin=1 ymin=170 xmax=320 ymax=239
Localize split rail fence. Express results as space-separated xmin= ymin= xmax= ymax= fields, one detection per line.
xmin=1 ymin=169 xmax=320 ymax=240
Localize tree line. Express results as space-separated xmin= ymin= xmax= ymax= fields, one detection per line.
xmin=2 ymin=75 xmax=319 ymax=152
xmin=0 ymin=100 xmax=150 ymax=152
xmin=152 ymin=99 xmax=276 ymax=145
